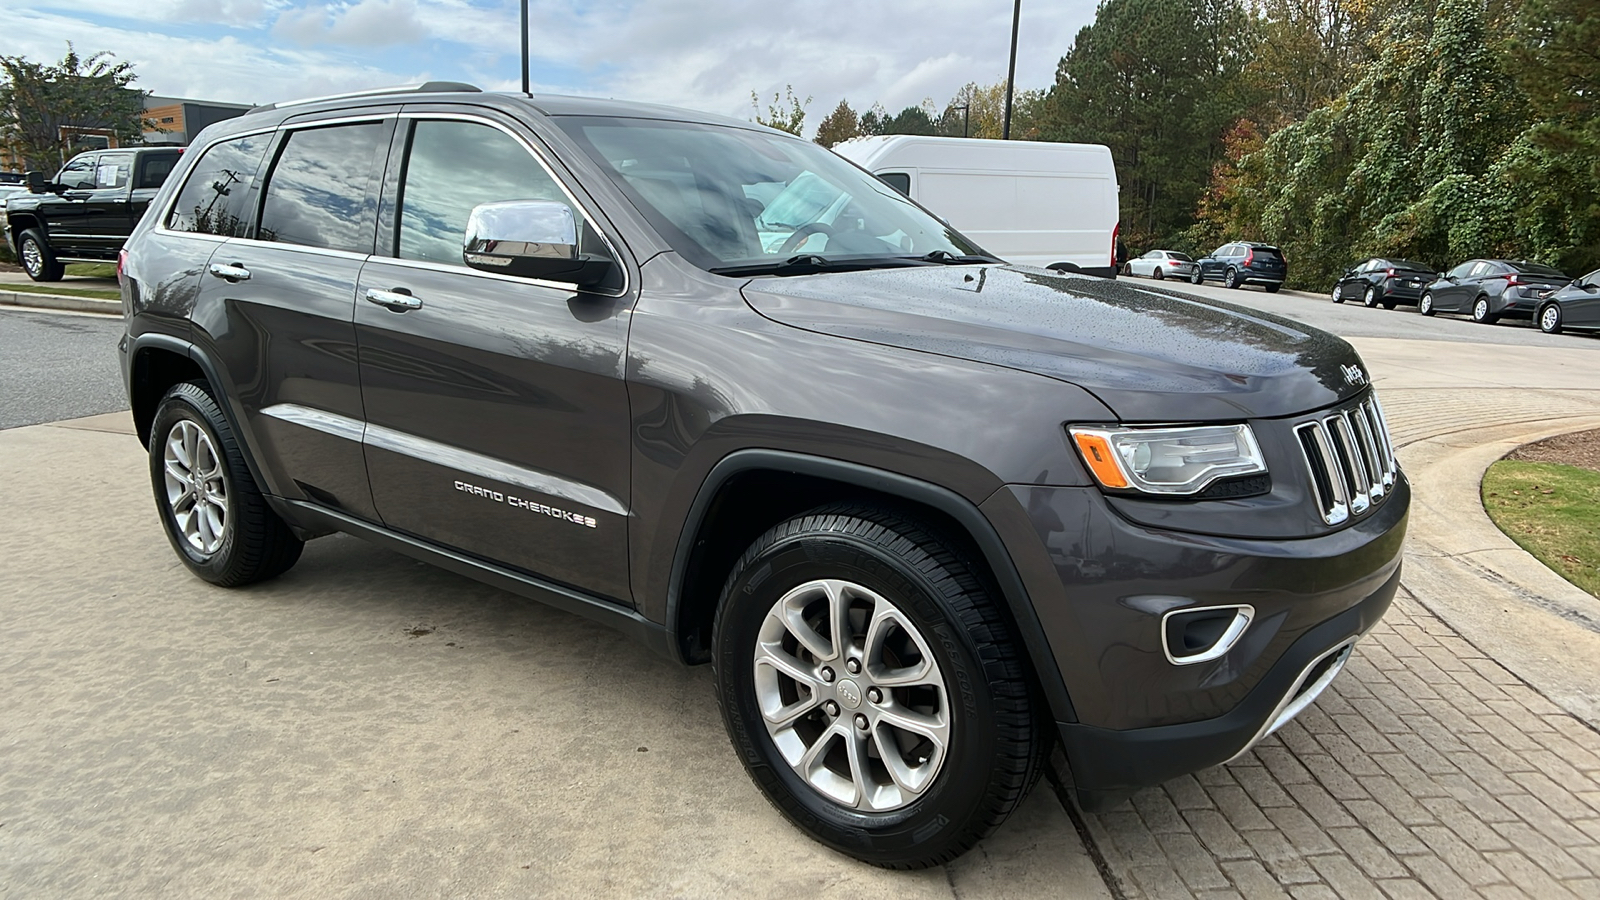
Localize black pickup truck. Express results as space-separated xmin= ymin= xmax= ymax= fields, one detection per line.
xmin=5 ymin=147 xmax=182 ymax=281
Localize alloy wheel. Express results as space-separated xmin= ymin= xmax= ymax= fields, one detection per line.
xmin=20 ymin=238 xmax=43 ymax=277
xmin=1364 ymin=287 xmax=1379 ymax=308
xmin=1420 ymin=293 xmax=1434 ymax=316
xmin=1474 ymin=298 xmax=1490 ymax=322
xmin=1541 ymin=305 xmax=1562 ymax=334
xmin=162 ymin=419 xmax=229 ymax=554
xmin=1331 ymin=285 xmax=1343 ymax=303
xmin=753 ymin=578 xmax=949 ymax=812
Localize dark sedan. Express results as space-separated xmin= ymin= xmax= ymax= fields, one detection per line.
xmin=1420 ymin=259 xmax=1569 ymax=324
xmin=1536 ymin=268 xmax=1600 ymax=335
xmin=1332 ymin=259 xmax=1436 ymax=309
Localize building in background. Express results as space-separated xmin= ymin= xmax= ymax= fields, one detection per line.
xmin=141 ymin=96 xmax=254 ymax=146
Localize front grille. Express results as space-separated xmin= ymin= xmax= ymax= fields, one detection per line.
xmin=1293 ymin=395 xmax=1398 ymax=525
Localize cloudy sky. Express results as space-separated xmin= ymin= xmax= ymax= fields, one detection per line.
xmin=5 ymin=0 xmax=1096 ymax=133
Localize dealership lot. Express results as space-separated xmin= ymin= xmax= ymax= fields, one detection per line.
xmin=2 ymin=291 xmax=1600 ymax=897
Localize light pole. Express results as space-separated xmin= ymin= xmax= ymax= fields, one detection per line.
xmin=948 ymin=103 xmax=970 ymax=138
xmin=1003 ymin=0 xmax=1020 ymax=140
xmin=520 ymin=0 xmax=530 ymax=94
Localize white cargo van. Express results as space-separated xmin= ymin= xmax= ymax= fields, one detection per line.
xmin=832 ymin=135 xmax=1121 ymax=277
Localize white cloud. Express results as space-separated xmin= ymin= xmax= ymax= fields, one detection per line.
xmin=274 ymin=0 xmax=429 ymax=46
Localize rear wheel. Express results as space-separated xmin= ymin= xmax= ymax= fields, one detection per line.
xmin=714 ymin=504 xmax=1042 ymax=868
xmin=1190 ymin=268 xmax=1203 ymax=285
xmin=1363 ymin=286 xmax=1380 ymax=308
xmin=1263 ymin=283 xmax=1281 ymax=293
xmin=1152 ymin=267 xmax=1164 ymax=280
xmin=18 ymin=229 xmax=64 ymax=282
xmin=150 ymin=381 xmax=303 ymax=586
xmin=1225 ymin=268 xmax=1241 ymax=289
xmin=1420 ymin=292 xmax=1436 ymax=316
xmin=1539 ymin=304 xmax=1563 ymax=335
xmin=1472 ymin=296 xmax=1499 ymax=325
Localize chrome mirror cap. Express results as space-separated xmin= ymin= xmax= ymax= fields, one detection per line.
xmin=463 ymin=199 xmax=578 ymax=266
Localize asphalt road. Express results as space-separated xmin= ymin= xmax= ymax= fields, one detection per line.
xmin=0 ymin=307 xmax=126 ymax=429
xmin=1124 ymin=273 xmax=1600 ymax=350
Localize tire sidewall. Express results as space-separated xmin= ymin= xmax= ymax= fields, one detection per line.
xmin=1364 ymin=287 xmax=1378 ymax=308
xmin=1226 ymin=268 xmax=1239 ymax=289
xmin=1191 ymin=269 xmax=1203 ymax=285
xmin=149 ymin=385 xmax=240 ymax=579
xmin=1420 ymin=292 xmax=1434 ymax=315
xmin=1540 ymin=304 xmax=1561 ymax=334
xmin=715 ymin=532 xmax=1000 ymax=860
xmin=1474 ymin=297 xmax=1490 ymax=322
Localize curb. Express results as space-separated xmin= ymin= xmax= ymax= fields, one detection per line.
xmin=0 ymin=289 xmax=121 ymax=315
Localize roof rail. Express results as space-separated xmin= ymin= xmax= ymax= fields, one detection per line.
xmin=260 ymin=81 xmax=482 ymax=111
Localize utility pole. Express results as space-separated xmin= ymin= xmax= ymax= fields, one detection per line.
xmin=1003 ymin=0 xmax=1021 ymax=140
xmin=520 ymin=0 xmax=530 ymax=94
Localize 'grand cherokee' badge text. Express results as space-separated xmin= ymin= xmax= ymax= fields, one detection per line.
xmin=454 ymin=480 xmax=598 ymax=528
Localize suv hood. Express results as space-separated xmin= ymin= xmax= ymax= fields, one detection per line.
xmin=742 ymin=265 xmax=1366 ymax=421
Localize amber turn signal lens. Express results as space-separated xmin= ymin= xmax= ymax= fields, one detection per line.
xmin=1072 ymin=432 xmax=1129 ymax=489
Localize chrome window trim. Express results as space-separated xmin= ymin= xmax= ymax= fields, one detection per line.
xmin=387 ymin=110 xmax=632 ymax=299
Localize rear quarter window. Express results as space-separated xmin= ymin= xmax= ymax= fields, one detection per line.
xmin=166 ymin=135 xmax=270 ymax=237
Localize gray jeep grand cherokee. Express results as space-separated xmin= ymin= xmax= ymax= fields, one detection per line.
xmin=119 ymin=83 xmax=1407 ymax=868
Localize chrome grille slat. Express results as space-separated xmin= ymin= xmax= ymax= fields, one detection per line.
xmin=1296 ymin=394 xmax=1398 ymax=526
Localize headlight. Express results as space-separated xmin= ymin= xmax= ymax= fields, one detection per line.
xmin=1069 ymin=424 xmax=1267 ymax=495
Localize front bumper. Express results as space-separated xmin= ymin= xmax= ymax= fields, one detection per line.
xmin=980 ymin=472 xmax=1408 ymax=807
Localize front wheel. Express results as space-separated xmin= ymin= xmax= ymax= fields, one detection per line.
xmin=1539 ymin=304 xmax=1563 ymax=334
xmin=150 ymin=381 xmax=304 ymax=586
xmin=18 ymin=229 xmax=64 ymax=282
xmin=714 ymin=505 xmax=1042 ymax=868
xmin=1420 ymin=292 xmax=1436 ymax=316
xmin=1331 ymin=285 xmax=1345 ymax=304
xmin=1472 ymin=297 xmax=1499 ymax=325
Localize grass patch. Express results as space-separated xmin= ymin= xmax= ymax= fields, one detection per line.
xmin=65 ymin=263 xmax=116 ymax=278
xmin=1483 ymin=460 xmax=1600 ymax=599
xmin=0 ymin=281 xmax=119 ymax=301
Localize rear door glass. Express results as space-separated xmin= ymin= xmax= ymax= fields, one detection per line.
xmin=257 ymin=122 xmax=385 ymax=254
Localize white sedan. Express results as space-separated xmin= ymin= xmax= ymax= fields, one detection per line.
xmin=1128 ymin=250 xmax=1198 ymax=281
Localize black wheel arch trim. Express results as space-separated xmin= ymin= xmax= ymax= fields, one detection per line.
xmin=666 ymin=448 xmax=1080 ymax=724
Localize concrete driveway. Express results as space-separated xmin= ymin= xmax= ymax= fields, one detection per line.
xmin=3 ymin=286 xmax=1600 ymax=898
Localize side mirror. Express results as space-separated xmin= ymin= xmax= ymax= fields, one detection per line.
xmin=24 ymin=171 xmax=59 ymax=194
xmin=463 ymin=200 xmax=615 ymax=288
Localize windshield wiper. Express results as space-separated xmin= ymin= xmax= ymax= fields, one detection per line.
xmin=709 ymin=254 xmax=926 ymax=277
xmin=911 ymin=250 xmax=1003 ymax=265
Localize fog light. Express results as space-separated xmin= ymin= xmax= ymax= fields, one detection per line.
xmin=1162 ymin=604 xmax=1254 ymax=665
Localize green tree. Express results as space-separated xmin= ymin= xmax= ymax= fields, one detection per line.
xmin=857 ymin=103 xmax=889 ymax=136
xmin=882 ymin=104 xmax=939 ymax=136
xmin=751 ymin=85 xmax=810 ymax=135
xmin=937 ymin=82 xmax=1009 ymax=139
xmin=0 ymin=45 xmax=153 ymax=172
xmin=1040 ymin=0 xmax=1260 ymax=248
xmin=814 ymin=99 xmax=861 ymax=148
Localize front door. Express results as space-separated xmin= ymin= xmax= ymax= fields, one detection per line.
xmin=197 ymin=117 xmax=394 ymax=521
xmin=42 ymin=154 xmax=97 ymax=255
xmin=354 ymin=112 xmax=634 ymax=602
xmin=80 ymin=151 xmax=136 ymax=256
xmin=1436 ymin=261 xmax=1476 ymax=311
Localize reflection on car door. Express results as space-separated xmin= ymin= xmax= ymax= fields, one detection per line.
xmin=353 ymin=111 xmax=635 ymax=602
xmin=1438 ymin=261 xmax=1475 ymax=311
xmin=197 ymin=115 xmax=394 ymax=521
xmin=43 ymin=154 xmax=97 ymax=256
xmin=1569 ymin=270 xmax=1600 ymax=328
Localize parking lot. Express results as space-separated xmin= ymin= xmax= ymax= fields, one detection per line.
xmin=3 ymin=283 xmax=1600 ymax=898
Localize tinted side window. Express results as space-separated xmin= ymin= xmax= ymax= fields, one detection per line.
xmin=258 ymin=122 xmax=385 ymax=253
xmin=395 ymin=119 xmax=574 ymax=266
xmin=58 ymin=156 xmax=96 ymax=190
xmin=166 ymin=135 xmax=270 ymax=237
xmin=1447 ymin=261 xmax=1477 ymax=278
xmin=137 ymin=153 xmax=179 ymax=190
xmin=877 ymin=172 xmax=911 ymax=196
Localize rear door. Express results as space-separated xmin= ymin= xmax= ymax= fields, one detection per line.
xmin=195 ymin=114 xmax=394 ymax=521
xmin=353 ymin=108 xmax=635 ymax=601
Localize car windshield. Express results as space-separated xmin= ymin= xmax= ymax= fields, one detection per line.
xmin=1509 ymin=261 xmax=1566 ymax=277
xmin=555 ymin=116 xmax=990 ymax=273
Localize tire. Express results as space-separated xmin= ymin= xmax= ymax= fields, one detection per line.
xmin=1471 ymin=296 xmax=1499 ymax=325
xmin=1382 ymin=301 xmax=1397 ymax=310
xmin=1225 ymin=268 xmax=1241 ymax=289
xmin=1263 ymin=282 xmax=1281 ymax=293
xmin=150 ymin=381 xmax=303 ymax=586
xmin=18 ymin=228 xmax=64 ymax=282
xmin=713 ymin=504 xmax=1042 ymax=869
xmin=1190 ymin=268 xmax=1203 ymax=285
xmin=1539 ymin=304 xmax=1563 ymax=335
xmin=1152 ymin=267 xmax=1164 ymax=280
xmin=1331 ymin=285 xmax=1345 ymax=304
xmin=1363 ymin=286 xmax=1380 ymax=308
xmin=1419 ymin=292 xmax=1436 ymax=316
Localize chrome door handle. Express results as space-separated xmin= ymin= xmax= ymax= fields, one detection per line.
xmin=365 ymin=287 xmax=422 ymax=311
xmin=208 ymin=262 xmax=250 ymax=282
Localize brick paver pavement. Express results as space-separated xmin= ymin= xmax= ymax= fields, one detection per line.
xmin=1069 ymin=589 xmax=1600 ymax=900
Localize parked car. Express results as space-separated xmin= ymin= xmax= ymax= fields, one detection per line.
xmin=1128 ymin=249 xmax=1198 ymax=280
xmin=833 ymin=135 xmax=1121 ymax=276
xmin=119 ymin=83 xmax=1406 ymax=868
xmin=1332 ymin=258 xmax=1436 ymax=309
xmin=1192 ymin=242 xmax=1287 ymax=291
xmin=1420 ymin=259 xmax=1570 ymax=324
xmin=4 ymin=146 xmax=183 ymax=281
xmin=1535 ymin=268 xmax=1600 ymax=335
